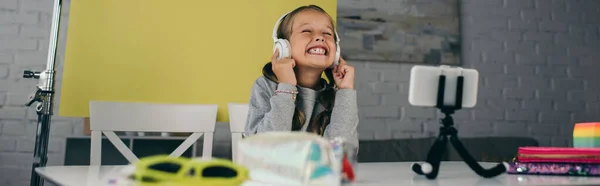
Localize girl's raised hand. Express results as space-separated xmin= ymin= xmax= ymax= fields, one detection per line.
xmin=332 ymin=57 xmax=355 ymax=89
xmin=271 ymin=49 xmax=297 ymax=86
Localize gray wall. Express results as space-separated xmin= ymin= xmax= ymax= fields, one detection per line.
xmin=350 ymin=0 xmax=600 ymax=143
xmin=1 ymin=0 xmax=599 ymax=185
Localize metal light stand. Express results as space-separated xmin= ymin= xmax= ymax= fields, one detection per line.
xmin=410 ymin=73 xmax=507 ymax=179
xmin=23 ymin=0 xmax=62 ymax=185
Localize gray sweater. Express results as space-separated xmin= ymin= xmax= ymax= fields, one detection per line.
xmin=244 ymin=76 xmax=359 ymax=149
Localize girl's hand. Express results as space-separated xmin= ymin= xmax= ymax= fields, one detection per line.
xmin=271 ymin=49 xmax=297 ymax=86
xmin=333 ymin=57 xmax=355 ymax=89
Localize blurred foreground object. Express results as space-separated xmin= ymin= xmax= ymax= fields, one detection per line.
xmin=235 ymin=131 xmax=344 ymax=186
xmin=114 ymin=155 xmax=249 ymax=186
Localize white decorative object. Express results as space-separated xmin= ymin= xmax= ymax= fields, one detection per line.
xmin=235 ymin=131 xmax=341 ymax=186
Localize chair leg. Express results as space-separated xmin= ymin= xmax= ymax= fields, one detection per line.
xmin=202 ymin=132 xmax=214 ymax=160
xmin=90 ymin=131 xmax=102 ymax=165
xmin=231 ymin=133 xmax=242 ymax=162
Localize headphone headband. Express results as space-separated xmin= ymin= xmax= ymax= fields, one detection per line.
xmin=272 ymin=11 xmax=340 ymax=43
xmin=272 ymin=12 xmax=290 ymax=42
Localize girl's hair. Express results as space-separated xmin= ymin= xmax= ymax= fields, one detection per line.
xmin=262 ymin=4 xmax=337 ymax=136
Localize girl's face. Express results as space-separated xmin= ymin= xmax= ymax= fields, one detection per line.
xmin=288 ymin=10 xmax=337 ymax=69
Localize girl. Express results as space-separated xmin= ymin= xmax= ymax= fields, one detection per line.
xmin=244 ymin=5 xmax=359 ymax=148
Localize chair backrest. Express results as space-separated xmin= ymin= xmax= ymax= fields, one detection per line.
xmin=89 ymin=101 xmax=217 ymax=132
xmin=228 ymin=103 xmax=249 ymax=161
xmin=88 ymin=101 xmax=218 ymax=165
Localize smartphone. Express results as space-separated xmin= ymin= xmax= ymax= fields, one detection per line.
xmin=408 ymin=65 xmax=479 ymax=108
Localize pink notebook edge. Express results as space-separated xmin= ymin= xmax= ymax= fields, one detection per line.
xmin=519 ymin=146 xmax=600 ymax=154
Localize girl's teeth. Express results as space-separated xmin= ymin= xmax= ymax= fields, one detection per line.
xmin=309 ymin=48 xmax=325 ymax=55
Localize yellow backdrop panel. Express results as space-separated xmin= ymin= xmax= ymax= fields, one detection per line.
xmin=59 ymin=0 xmax=337 ymax=122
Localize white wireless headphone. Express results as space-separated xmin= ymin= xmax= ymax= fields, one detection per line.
xmin=272 ymin=11 xmax=341 ymax=67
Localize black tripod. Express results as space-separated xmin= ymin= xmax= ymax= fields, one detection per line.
xmin=411 ymin=74 xmax=507 ymax=179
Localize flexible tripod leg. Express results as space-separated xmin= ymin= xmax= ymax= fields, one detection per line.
xmin=411 ymin=130 xmax=448 ymax=179
xmin=447 ymin=129 xmax=507 ymax=178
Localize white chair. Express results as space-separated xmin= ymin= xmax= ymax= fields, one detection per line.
xmin=228 ymin=103 xmax=248 ymax=162
xmin=88 ymin=100 xmax=218 ymax=165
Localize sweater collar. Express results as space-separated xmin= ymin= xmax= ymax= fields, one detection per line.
xmin=297 ymin=78 xmax=330 ymax=101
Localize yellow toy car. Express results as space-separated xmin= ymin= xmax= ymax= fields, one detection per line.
xmin=126 ymin=155 xmax=249 ymax=186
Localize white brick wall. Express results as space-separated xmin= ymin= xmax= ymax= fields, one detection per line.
xmin=0 ymin=0 xmax=599 ymax=185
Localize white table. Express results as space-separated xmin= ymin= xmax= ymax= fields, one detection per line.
xmin=36 ymin=161 xmax=600 ymax=186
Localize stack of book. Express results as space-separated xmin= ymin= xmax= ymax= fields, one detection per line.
xmin=507 ymin=147 xmax=600 ymax=176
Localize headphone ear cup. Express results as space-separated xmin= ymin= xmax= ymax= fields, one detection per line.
xmin=273 ymin=39 xmax=291 ymax=61
xmin=330 ymin=43 xmax=341 ymax=68
xmin=335 ymin=43 xmax=340 ymax=65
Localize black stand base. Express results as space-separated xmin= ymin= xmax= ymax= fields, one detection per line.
xmin=29 ymin=104 xmax=52 ymax=186
xmin=411 ymin=74 xmax=507 ymax=179
xmin=24 ymin=80 xmax=54 ymax=186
